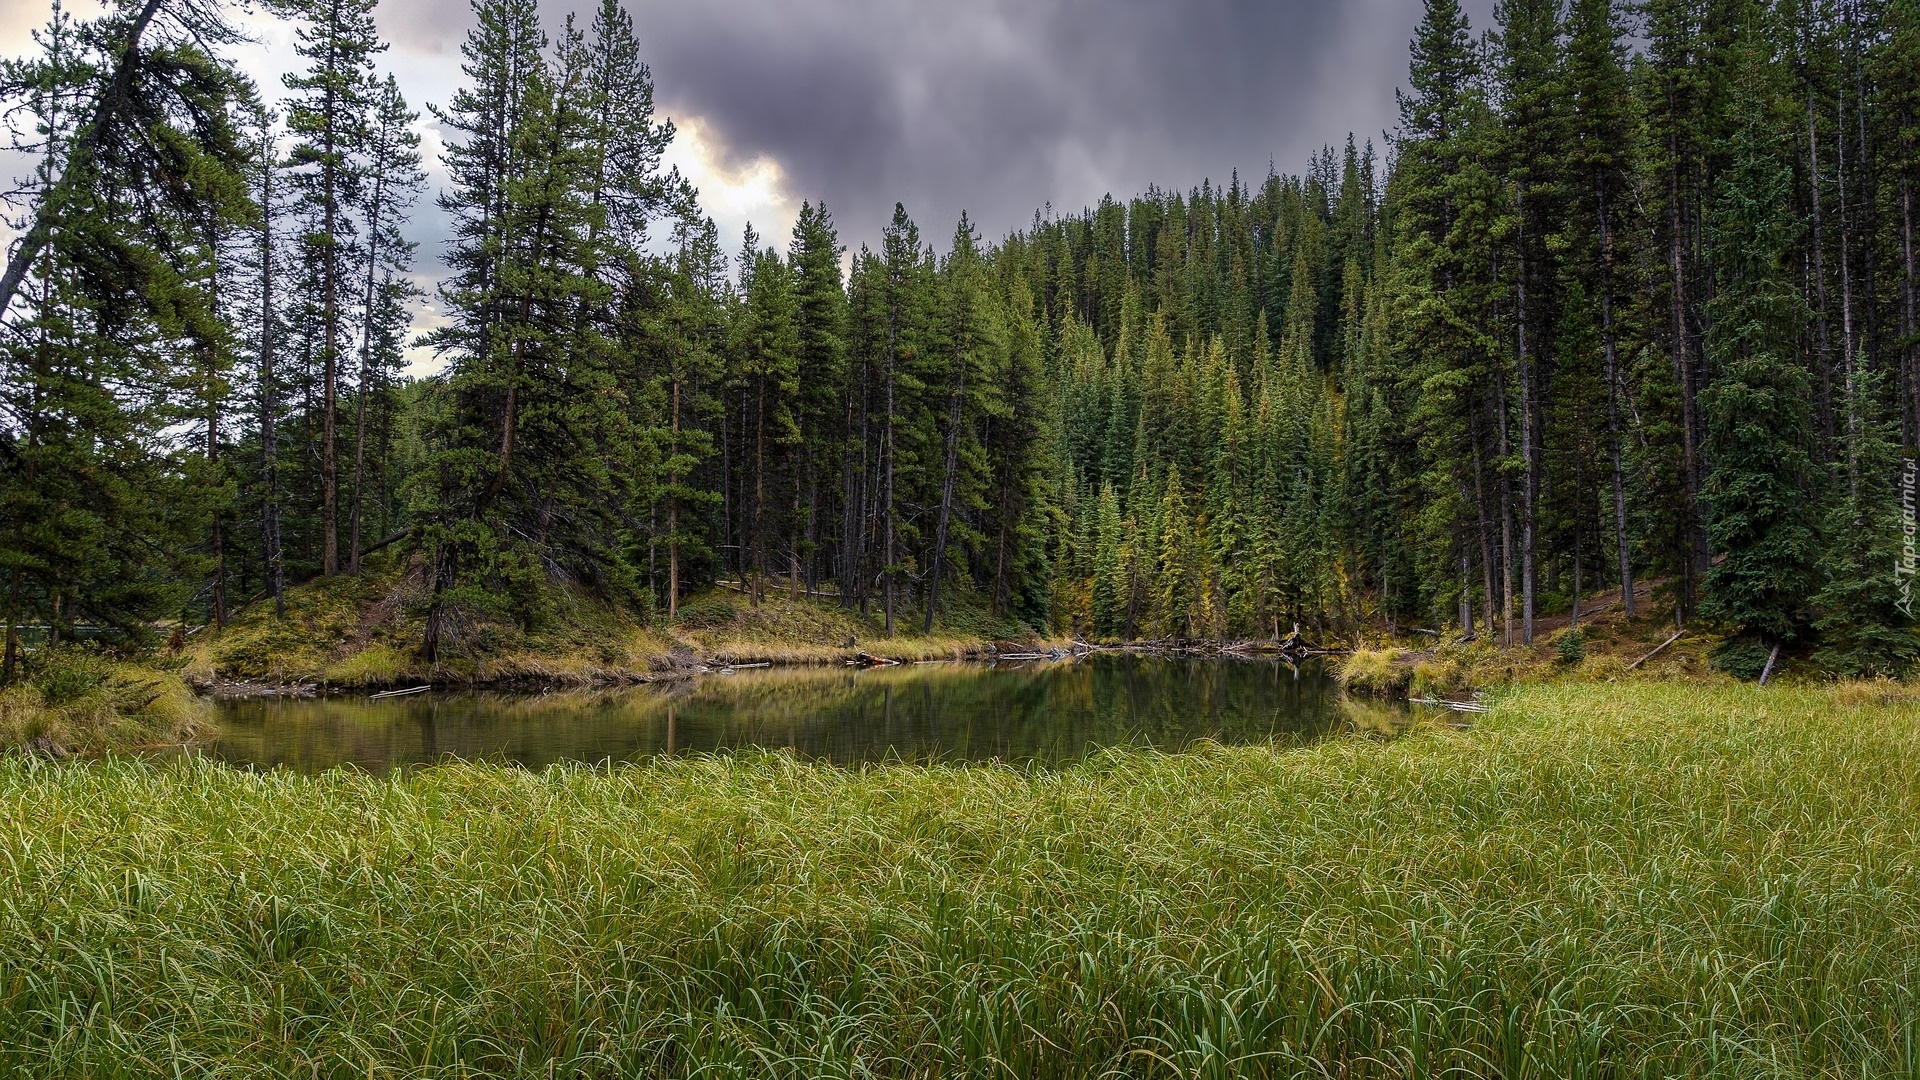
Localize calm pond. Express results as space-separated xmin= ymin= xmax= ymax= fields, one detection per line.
xmin=209 ymin=655 xmax=1419 ymax=774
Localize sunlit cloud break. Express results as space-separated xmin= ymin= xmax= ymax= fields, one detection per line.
xmin=664 ymin=113 xmax=797 ymax=254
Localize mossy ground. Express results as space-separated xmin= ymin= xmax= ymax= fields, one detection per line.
xmin=3 ymin=682 xmax=1918 ymax=1076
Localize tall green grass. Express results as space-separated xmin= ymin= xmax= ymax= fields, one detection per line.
xmin=4 ymin=682 xmax=1919 ymax=1077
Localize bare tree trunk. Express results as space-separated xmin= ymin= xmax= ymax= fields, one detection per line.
xmin=350 ymin=161 xmax=390 ymax=574
xmin=1569 ymin=548 xmax=1583 ymax=632
xmin=791 ymin=478 xmax=803 ymax=604
xmin=1597 ymin=176 xmax=1635 ymax=619
xmin=1669 ymin=152 xmax=1702 ymax=620
xmin=668 ymin=378 xmax=680 ymax=618
xmin=321 ymin=88 xmax=341 ymax=577
xmin=259 ymin=131 xmax=284 ymax=619
xmin=1471 ymin=409 xmax=1498 ymax=642
xmin=1850 ymin=8 xmax=1879 ymax=387
xmin=206 ymin=339 xmax=225 ymax=629
xmin=1904 ymin=171 xmax=1917 ymax=448
xmin=1835 ymin=97 xmax=1861 ymax=510
xmin=1516 ymin=202 xmax=1536 ymax=648
xmin=475 ymin=346 xmax=520 ymax=512
xmin=802 ymin=437 xmax=818 ymax=599
xmin=2 ymin=570 xmax=21 ymax=686
xmin=719 ymin=388 xmax=732 ymax=585
xmin=883 ymin=284 xmax=899 ymax=636
xmin=751 ymin=376 xmax=767 ymax=606
xmin=1458 ymin=549 xmax=1472 ymax=636
xmin=884 ymin=362 xmax=896 ymax=637
xmin=925 ymin=336 xmax=967 ymax=634
xmin=840 ymin=370 xmax=864 ymax=607
xmin=1496 ymin=366 xmax=1515 ymax=649
xmin=1809 ymin=83 xmax=1837 ymax=448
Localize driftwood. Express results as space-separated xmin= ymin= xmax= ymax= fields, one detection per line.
xmin=369 ymin=684 xmax=431 ymax=699
xmin=1626 ymin=629 xmax=1686 ymax=671
xmin=1410 ymin=696 xmax=1490 ymax=714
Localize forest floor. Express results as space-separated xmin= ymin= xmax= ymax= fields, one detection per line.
xmin=4 ymin=681 xmax=1918 ymax=1076
xmin=1345 ymin=573 xmax=1731 ymax=696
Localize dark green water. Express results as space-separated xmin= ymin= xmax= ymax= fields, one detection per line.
xmin=209 ymin=655 xmax=1414 ymax=774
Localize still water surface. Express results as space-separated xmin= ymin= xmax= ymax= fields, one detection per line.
xmin=210 ymin=655 xmax=1415 ymax=774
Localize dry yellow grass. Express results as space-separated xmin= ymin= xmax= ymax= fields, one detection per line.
xmin=0 ymin=652 xmax=210 ymax=753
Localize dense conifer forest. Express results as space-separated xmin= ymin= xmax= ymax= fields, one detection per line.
xmin=4 ymin=0 xmax=1919 ymax=679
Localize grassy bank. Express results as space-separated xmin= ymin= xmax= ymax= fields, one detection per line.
xmin=0 ymin=648 xmax=209 ymax=755
xmin=4 ymin=683 xmax=1919 ymax=1076
xmin=183 ymin=566 xmax=1030 ymax=690
xmin=1339 ymin=619 xmax=1724 ymax=697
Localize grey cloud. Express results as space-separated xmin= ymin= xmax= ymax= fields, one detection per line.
xmin=374 ymin=0 xmax=1504 ymax=254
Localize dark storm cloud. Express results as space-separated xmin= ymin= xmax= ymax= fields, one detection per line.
xmin=627 ymin=0 xmax=1368 ymax=248
xmin=376 ymin=0 xmax=1500 ymax=251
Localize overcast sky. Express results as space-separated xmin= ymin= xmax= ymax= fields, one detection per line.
xmin=2 ymin=0 xmax=1497 ymax=369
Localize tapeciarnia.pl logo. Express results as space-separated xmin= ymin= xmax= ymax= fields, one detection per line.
xmin=1900 ymin=457 xmax=1918 ymax=619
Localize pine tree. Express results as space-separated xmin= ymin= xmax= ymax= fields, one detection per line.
xmin=926 ymin=213 xmax=998 ymax=631
xmin=1808 ymin=365 xmax=1918 ymax=675
xmin=876 ymin=204 xmax=931 ymax=635
xmin=348 ymin=74 xmax=423 ymax=572
xmin=1699 ymin=48 xmax=1817 ymax=673
xmin=1092 ymin=482 xmax=1126 ymax=638
xmin=653 ymin=217 xmax=727 ymax=617
xmin=788 ymin=202 xmax=848 ymax=594
xmin=1564 ymin=0 xmax=1637 ymax=619
xmin=1151 ymin=465 xmax=1194 ymax=639
xmin=420 ymin=36 xmax=633 ymax=657
xmin=730 ymin=233 xmax=800 ymax=602
xmin=284 ymin=0 xmax=383 ymax=576
xmin=1496 ymin=0 xmax=1567 ymax=646
xmin=0 ymin=0 xmax=252 ymax=676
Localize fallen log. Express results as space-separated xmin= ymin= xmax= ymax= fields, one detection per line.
xmin=1626 ymin=629 xmax=1686 ymax=671
xmin=370 ymin=685 xmax=431 ymax=699
xmin=1410 ymin=696 xmax=1489 ymax=714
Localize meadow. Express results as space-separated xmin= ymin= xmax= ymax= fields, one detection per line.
xmin=3 ymin=681 xmax=1919 ymax=1077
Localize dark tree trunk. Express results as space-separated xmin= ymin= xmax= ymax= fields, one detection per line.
xmin=1597 ymin=175 xmax=1634 ymax=619
xmin=259 ymin=132 xmax=284 ymax=619
xmin=925 ymin=344 xmax=967 ymax=634
xmin=1669 ymin=149 xmax=1702 ymax=620
xmin=350 ymin=159 xmax=390 ymax=574
xmin=1516 ymin=198 xmax=1536 ymax=648
xmin=668 ymin=378 xmax=680 ymax=618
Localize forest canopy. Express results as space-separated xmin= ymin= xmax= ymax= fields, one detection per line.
xmin=3 ymin=0 xmax=1918 ymax=679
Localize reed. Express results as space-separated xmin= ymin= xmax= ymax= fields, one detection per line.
xmin=3 ymin=682 xmax=1917 ymax=1077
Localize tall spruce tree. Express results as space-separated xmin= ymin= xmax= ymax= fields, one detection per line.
xmin=1699 ymin=47 xmax=1817 ymax=674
